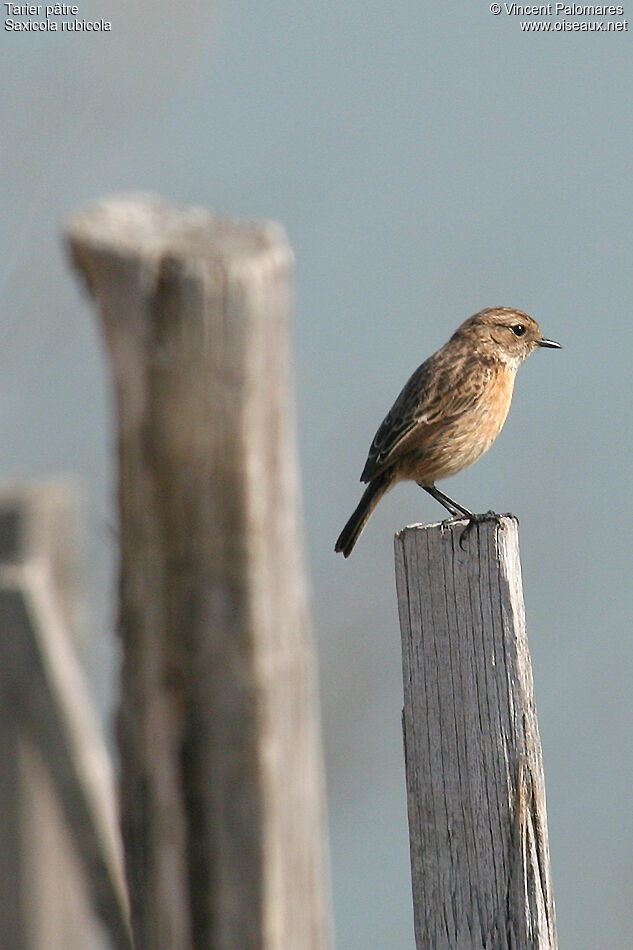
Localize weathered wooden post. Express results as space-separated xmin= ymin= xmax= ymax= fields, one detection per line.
xmin=0 ymin=481 xmax=130 ymax=950
xmin=395 ymin=515 xmax=557 ymax=950
xmin=66 ymin=194 xmax=331 ymax=950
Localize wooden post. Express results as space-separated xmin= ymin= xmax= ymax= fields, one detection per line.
xmin=394 ymin=515 xmax=557 ymax=950
xmin=65 ymin=194 xmax=331 ymax=950
xmin=0 ymin=482 xmax=130 ymax=950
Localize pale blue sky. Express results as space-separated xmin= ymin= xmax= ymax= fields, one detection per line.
xmin=2 ymin=3 xmax=632 ymax=947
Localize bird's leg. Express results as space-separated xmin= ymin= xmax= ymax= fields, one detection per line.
xmin=420 ymin=484 xmax=473 ymax=519
xmin=419 ymin=484 xmax=491 ymax=550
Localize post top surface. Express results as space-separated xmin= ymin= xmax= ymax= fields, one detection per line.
xmin=65 ymin=192 xmax=291 ymax=267
xmin=395 ymin=512 xmax=518 ymax=539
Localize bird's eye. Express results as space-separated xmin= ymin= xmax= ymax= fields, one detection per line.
xmin=511 ymin=324 xmax=526 ymax=337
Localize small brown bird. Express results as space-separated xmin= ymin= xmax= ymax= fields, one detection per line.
xmin=335 ymin=306 xmax=561 ymax=557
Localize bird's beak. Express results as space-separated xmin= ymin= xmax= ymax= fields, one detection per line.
xmin=537 ymin=337 xmax=562 ymax=349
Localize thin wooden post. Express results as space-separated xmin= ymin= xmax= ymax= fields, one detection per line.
xmin=395 ymin=515 xmax=557 ymax=950
xmin=65 ymin=194 xmax=331 ymax=950
xmin=0 ymin=482 xmax=130 ymax=950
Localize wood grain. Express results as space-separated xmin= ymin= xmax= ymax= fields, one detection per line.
xmin=395 ymin=515 xmax=557 ymax=950
xmin=67 ymin=194 xmax=331 ymax=950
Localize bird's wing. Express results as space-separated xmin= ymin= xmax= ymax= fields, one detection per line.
xmin=360 ymin=352 xmax=492 ymax=482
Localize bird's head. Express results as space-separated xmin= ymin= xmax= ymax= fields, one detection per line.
xmin=452 ymin=307 xmax=561 ymax=369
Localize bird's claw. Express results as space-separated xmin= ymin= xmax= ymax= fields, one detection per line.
xmin=459 ymin=511 xmax=499 ymax=550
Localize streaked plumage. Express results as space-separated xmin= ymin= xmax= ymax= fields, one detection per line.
xmin=335 ymin=307 xmax=561 ymax=557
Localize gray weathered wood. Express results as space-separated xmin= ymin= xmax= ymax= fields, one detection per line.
xmin=395 ymin=515 xmax=557 ymax=950
xmin=0 ymin=482 xmax=131 ymax=950
xmin=66 ymin=194 xmax=331 ymax=950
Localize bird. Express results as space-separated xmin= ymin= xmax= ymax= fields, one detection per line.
xmin=335 ymin=306 xmax=561 ymax=557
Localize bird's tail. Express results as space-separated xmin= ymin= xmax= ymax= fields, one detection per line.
xmin=335 ymin=473 xmax=393 ymax=558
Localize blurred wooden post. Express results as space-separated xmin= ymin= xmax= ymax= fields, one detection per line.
xmin=0 ymin=482 xmax=130 ymax=950
xmin=66 ymin=194 xmax=331 ymax=950
xmin=395 ymin=516 xmax=557 ymax=950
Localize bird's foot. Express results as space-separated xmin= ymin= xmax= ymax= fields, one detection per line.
xmin=459 ymin=510 xmax=500 ymax=549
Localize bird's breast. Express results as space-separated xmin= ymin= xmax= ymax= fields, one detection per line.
xmin=399 ymin=363 xmax=518 ymax=483
xmin=449 ymin=364 xmax=516 ymax=470
xmin=482 ymin=363 xmax=516 ymax=436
